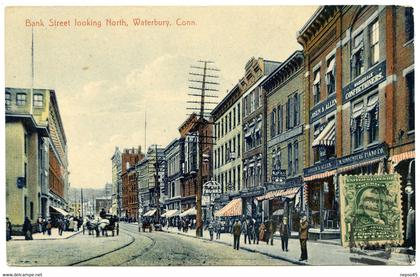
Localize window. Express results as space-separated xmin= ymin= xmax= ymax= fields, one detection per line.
xmin=313 ymin=123 xmax=321 ymax=162
xmin=233 ymin=168 xmax=236 ymax=191
xmin=286 ymin=99 xmax=290 ymax=130
xmin=16 ymin=93 xmax=27 ymax=106
xmin=233 ymin=107 xmax=236 ymax=128
xmin=294 ymin=141 xmax=299 ymax=175
xmin=326 ymin=56 xmax=336 ymax=95
xmin=221 ymin=145 xmax=224 ymax=165
xmin=250 ymin=92 xmax=255 ymax=113
xmin=289 ymin=96 xmax=295 ymax=128
xmin=233 ymin=137 xmax=236 ymax=156
xmin=33 ymin=94 xmax=43 ymax=107
xmin=277 ymin=105 xmax=283 ymax=134
xmin=225 ymin=116 xmax=228 ymax=134
xmin=287 ymin=143 xmax=293 ymax=176
xmin=5 ymin=93 xmax=11 ymax=107
xmin=352 ymin=33 xmax=365 ymax=78
xmin=229 ymin=112 xmax=232 ymax=131
xmin=221 ymin=118 xmax=224 ymax=137
xmin=369 ymin=20 xmax=379 ymax=66
xmin=237 ymin=165 xmax=241 ymax=191
xmin=294 ymin=93 xmax=300 ymax=126
xmin=351 ymin=101 xmax=364 ymax=150
xmin=406 ymin=7 xmax=414 ymax=42
xmin=24 ymin=132 xmax=29 ymax=156
xmin=237 ymin=103 xmax=241 ymax=125
xmin=237 ymin=134 xmax=240 ymax=156
xmin=407 ymin=71 xmax=415 ymax=131
xmin=271 ymin=108 xmax=276 ymax=138
xmin=313 ymin=69 xmax=321 ymax=104
xmin=367 ymin=94 xmax=379 ymax=144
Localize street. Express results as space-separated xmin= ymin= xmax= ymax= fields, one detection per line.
xmin=7 ymin=223 xmax=293 ymax=266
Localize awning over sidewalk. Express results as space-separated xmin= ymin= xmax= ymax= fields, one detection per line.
xmin=50 ymin=206 xmax=69 ymax=217
xmin=303 ymin=170 xmax=336 ymax=182
xmin=143 ymin=209 xmax=156 ymax=217
xmin=312 ymin=120 xmax=335 ymax=147
xmin=256 ymin=187 xmax=300 ymax=201
xmin=162 ymin=209 xmax=180 ymax=218
xmin=214 ymin=198 xmax=242 ymax=217
xmin=389 ymin=151 xmax=415 ymax=169
xmin=337 ymin=157 xmax=384 ymax=174
xmin=180 ymin=207 xmax=196 ymax=217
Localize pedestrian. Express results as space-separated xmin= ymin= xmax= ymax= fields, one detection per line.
xmin=58 ymin=218 xmax=64 ymax=236
xmin=279 ymin=217 xmax=290 ymax=252
xmin=42 ymin=218 xmax=47 ymax=235
xmin=258 ymin=221 xmax=266 ymax=243
xmin=46 ymin=218 xmax=52 ymax=236
xmin=266 ymin=218 xmax=275 ymax=245
xmin=37 ymin=217 xmax=43 ymax=234
xmin=233 ymin=219 xmax=241 ymax=250
xmin=6 ymin=217 xmax=12 ymax=241
xmin=216 ymin=220 xmax=221 ymax=239
xmin=299 ymin=215 xmax=309 ymax=261
xmin=242 ymin=218 xmax=249 ymax=244
xmin=254 ymin=219 xmax=260 ymax=244
xmin=208 ymin=220 xmax=214 ymax=241
xmin=22 ymin=216 xmax=33 ymax=240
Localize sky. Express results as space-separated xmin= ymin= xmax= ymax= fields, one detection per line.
xmin=5 ymin=6 xmax=318 ymax=189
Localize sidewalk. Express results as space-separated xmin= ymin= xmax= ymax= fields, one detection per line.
xmin=163 ymin=226 xmax=414 ymax=266
xmin=10 ymin=228 xmax=81 ymax=241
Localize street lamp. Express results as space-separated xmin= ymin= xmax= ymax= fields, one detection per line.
xmin=405 ymin=160 xmax=415 ymax=244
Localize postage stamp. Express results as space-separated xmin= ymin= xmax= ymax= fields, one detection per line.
xmin=339 ymin=174 xmax=404 ymax=247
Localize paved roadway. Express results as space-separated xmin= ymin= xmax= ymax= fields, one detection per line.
xmin=7 ymin=223 xmax=293 ymax=266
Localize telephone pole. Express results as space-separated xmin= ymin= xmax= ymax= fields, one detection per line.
xmin=187 ymin=60 xmax=219 ymax=237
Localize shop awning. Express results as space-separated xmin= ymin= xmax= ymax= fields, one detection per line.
xmin=163 ymin=209 xmax=180 ymax=218
xmin=337 ymin=157 xmax=384 ymax=174
xmin=50 ymin=206 xmax=69 ymax=217
xmin=214 ymin=198 xmax=242 ymax=217
xmin=303 ymin=170 xmax=337 ymax=182
xmin=180 ymin=207 xmax=196 ymax=217
xmin=143 ymin=209 xmax=156 ymax=217
xmin=389 ymin=151 xmax=415 ymax=168
xmin=256 ymin=187 xmax=300 ymax=201
xmin=312 ymin=120 xmax=335 ymax=147
xmin=272 ymin=209 xmax=284 ymax=216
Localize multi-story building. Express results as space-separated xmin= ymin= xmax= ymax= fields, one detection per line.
xmin=6 ymin=87 xmax=68 ymax=231
xmin=95 ymin=196 xmax=112 ymax=214
xmin=261 ymin=51 xmax=305 ymax=231
xmin=178 ymin=114 xmax=199 ymax=211
xmin=240 ymin=57 xmax=281 ymax=218
xmin=121 ymin=147 xmax=144 ymax=219
xmin=298 ymin=6 xmax=415 ymax=242
xmin=164 ymin=138 xmax=184 ymax=212
xmin=137 ymin=158 xmax=151 ymax=215
xmin=110 ymin=147 xmax=122 ymax=216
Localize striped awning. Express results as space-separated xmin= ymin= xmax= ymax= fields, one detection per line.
xmin=50 ymin=206 xmax=69 ymax=216
xmin=303 ymin=170 xmax=336 ymax=182
xmin=390 ymin=151 xmax=415 ymax=166
xmin=313 ymin=120 xmax=335 ymax=147
xmin=162 ymin=209 xmax=180 ymax=218
xmin=337 ymin=157 xmax=384 ymax=174
xmin=256 ymin=186 xmax=300 ymax=201
xmin=143 ymin=209 xmax=156 ymax=217
xmin=214 ymin=198 xmax=242 ymax=217
xmin=180 ymin=207 xmax=196 ymax=217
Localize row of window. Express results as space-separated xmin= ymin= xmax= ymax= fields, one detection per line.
xmin=270 ymin=92 xmax=301 ymax=138
xmin=244 ymin=157 xmax=263 ymax=188
xmin=215 ymin=103 xmax=241 ymax=140
xmin=271 ymin=140 xmax=300 ymax=180
xmin=5 ymin=93 xmax=44 ymax=108
xmin=243 ymin=87 xmax=263 ymax=117
xmin=215 ymin=165 xmax=241 ymax=193
xmin=214 ymin=133 xmax=241 ymax=169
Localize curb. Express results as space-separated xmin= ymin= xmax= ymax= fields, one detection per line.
xmin=163 ymin=230 xmax=307 ymax=266
xmin=10 ymin=230 xmax=82 ymax=241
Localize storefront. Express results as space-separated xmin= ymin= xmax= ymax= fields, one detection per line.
xmin=240 ymin=186 xmax=265 ymax=220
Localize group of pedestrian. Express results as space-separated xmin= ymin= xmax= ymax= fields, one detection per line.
xmin=229 ymin=214 xmax=309 ymax=262
xmin=207 ymin=220 xmax=222 ymax=241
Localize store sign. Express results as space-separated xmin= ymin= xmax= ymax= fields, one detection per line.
xmin=309 ymin=95 xmax=337 ymax=123
xmin=339 ymin=174 xmax=403 ymax=247
xmin=337 ymin=143 xmax=387 ymax=168
xmin=268 ymin=125 xmax=304 ymax=147
xmin=272 ymin=169 xmax=286 ymax=182
xmin=303 ymin=158 xmax=337 ymax=177
xmin=241 ymin=187 xmax=265 ymax=198
xmin=342 ymin=61 xmax=386 ymax=104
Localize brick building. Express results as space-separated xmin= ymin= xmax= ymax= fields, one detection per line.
xmin=298 ymin=6 xmax=415 ymax=243
xmin=121 ymin=146 xmax=144 ymax=219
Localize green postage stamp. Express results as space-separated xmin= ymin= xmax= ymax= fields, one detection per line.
xmin=339 ymin=174 xmax=404 ymax=247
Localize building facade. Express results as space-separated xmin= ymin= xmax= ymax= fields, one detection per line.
xmin=121 ymin=147 xmax=144 ymax=219
xmin=240 ymin=57 xmax=281 ymax=218
xmin=5 ymin=87 xmax=68 ymax=231
xmin=164 ymin=138 xmax=184 ymax=212
xmin=262 ymin=50 xmax=305 ymax=231
xmin=110 ymin=147 xmax=122 ymax=216
xmin=298 ymin=5 xmax=415 ymax=242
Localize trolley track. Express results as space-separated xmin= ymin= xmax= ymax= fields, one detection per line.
xmin=68 ymin=224 xmax=157 ymax=266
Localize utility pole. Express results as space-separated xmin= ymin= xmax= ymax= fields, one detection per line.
xmin=154 ymin=144 xmax=160 ymax=224
xmin=187 ymin=60 xmax=219 ymax=237
xmin=81 ymin=188 xmax=84 ymax=218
